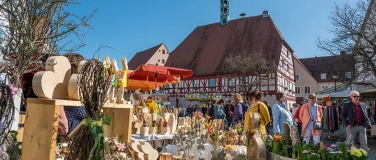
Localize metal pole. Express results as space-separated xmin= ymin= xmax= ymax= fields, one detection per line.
xmin=154 ymin=72 xmax=157 ymax=113
xmin=335 ymin=79 xmax=337 ymax=93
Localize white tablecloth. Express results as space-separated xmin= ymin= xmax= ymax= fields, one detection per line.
xmin=163 ymin=143 xmax=214 ymax=159
xmin=130 ymin=134 xmax=174 ymax=141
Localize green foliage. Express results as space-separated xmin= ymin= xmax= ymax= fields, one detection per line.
xmin=6 ymin=130 xmax=22 ymax=160
xmin=102 ymin=115 xmax=111 ymax=126
xmin=82 ymin=115 xmax=111 ymax=160
xmin=338 ymin=143 xmax=348 ymax=160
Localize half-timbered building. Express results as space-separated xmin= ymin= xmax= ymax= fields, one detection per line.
xmin=164 ymin=11 xmax=297 ymax=108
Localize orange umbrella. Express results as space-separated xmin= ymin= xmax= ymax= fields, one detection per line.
xmin=126 ymin=79 xmax=166 ymax=91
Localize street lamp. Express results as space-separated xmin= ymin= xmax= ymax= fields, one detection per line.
xmin=332 ymin=71 xmax=339 ymax=92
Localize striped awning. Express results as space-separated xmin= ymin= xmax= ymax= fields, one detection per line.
xmin=316 ymin=83 xmax=350 ymax=95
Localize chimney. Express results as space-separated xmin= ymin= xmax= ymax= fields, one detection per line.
xmin=340 ymin=51 xmax=346 ymax=55
xmin=262 ymin=10 xmax=269 ymax=18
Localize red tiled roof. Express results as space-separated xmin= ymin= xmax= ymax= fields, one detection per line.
xmin=299 ymin=54 xmax=355 ymax=82
xmin=128 ymin=43 xmax=163 ymax=70
xmin=165 ymin=15 xmax=290 ymax=76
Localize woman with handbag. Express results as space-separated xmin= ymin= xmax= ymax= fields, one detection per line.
xmin=299 ymin=93 xmax=323 ymax=144
xmin=272 ymin=92 xmax=293 ymax=135
xmin=244 ymin=90 xmax=270 ymax=134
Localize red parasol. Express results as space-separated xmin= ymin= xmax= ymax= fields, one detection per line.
xmin=128 ymin=64 xmax=193 ymax=83
xmin=128 ymin=64 xmax=193 ymax=112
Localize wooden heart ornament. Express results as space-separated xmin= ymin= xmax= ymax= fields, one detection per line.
xmin=32 ymin=56 xmax=71 ymax=99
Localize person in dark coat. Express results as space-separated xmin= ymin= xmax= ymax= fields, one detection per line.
xmin=341 ymin=91 xmax=371 ymax=150
xmin=263 ymin=101 xmax=272 ymax=135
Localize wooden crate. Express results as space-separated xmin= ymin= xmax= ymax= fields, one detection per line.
xmin=103 ymin=102 xmax=133 ymax=143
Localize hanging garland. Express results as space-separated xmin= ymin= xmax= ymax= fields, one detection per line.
xmin=66 ymin=59 xmax=112 ymax=160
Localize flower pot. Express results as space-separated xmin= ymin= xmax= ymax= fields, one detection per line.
xmin=160 ymin=126 xmax=170 ymax=135
xmin=140 ymin=127 xmax=149 ymax=136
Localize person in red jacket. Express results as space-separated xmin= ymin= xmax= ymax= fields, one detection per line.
xmin=294 ymin=102 xmax=303 ymax=140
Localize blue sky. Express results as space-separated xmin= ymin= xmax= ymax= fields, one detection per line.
xmin=66 ymin=0 xmax=356 ymax=62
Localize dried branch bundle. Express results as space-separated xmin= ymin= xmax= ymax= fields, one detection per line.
xmin=0 ymin=83 xmax=15 ymax=146
xmin=0 ymin=0 xmax=96 ymax=88
xmin=67 ymin=59 xmax=111 ymax=159
xmin=79 ymin=58 xmax=111 ymax=119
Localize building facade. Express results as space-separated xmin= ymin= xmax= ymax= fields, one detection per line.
xmin=296 ymin=53 xmax=355 ymax=101
xmin=164 ymin=12 xmax=297 ymax=109
xmin=128 ymin=43 xmax=169 ymax=70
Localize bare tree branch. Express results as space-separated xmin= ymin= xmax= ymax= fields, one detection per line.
xmin=317 ymin=0 xmax=376 ymax=87
xmin=223 ymin=50 xmax=277 ymax=96
xmin=0 ymin=0 xmax=96 ymax=88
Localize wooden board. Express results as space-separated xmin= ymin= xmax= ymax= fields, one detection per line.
xmin=21 ymin=100 xmax=60 ymax=160
xmin=26 ymin=98 xmax=82 ymax=106
xmin=103 ymin=103 xmax=133 ymax=143
xmin=17 ymin=113 xmax=26 ymax=147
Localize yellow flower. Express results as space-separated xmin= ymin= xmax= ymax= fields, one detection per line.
xmin=225 ymin=145 xmax=232 ymax=150
xmin=359 ymin=148 xmax=368 ymax=156
xmin=350 ymin=148 xmax=362 ymax=157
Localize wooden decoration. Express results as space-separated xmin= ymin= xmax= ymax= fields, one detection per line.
xmin=291 ymin=123 xmax=299 ymax=146
xmin=140 ymin=127 xmax=149 ymax=136
xmin=127 ymin=140 xmax=144 ymax=159
xmin=136 ymin=141 xmax=158 ymax=160
xmin=67 ymin=60 xmax=86 ymax=100
xmin=103 ymin=102 xmax=133 ymax=143
xmin=168 ymin=113 xmax=177 ymax=134
xmin=32 ymin=56 xmax=71 ymax=99
xmin=173 ymin=108 xmax=178 ymax=120
xmin=108 ymin=56 xmax=129 ymax=104
xmin=159 ymin=152 xmax=173 ymax=160
xmin=133 ymin=121 xmax=142 ymax=134
xmin=283 ymin=122 xmax=292 ymax=146
xmin=248 ymin=112 xmax=261 ymax=129
xmin=247 ymin=113 xmax=267 ymax=160
xmin=21 ymin=98 xmax=82 ymax=160
xmin=17 ymin=113 xmax=26 ymax=148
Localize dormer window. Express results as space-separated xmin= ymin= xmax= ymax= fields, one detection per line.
xmin=321 ymin=73 xmax=327 ymax=79
xmin=345 ymin=72 xmax=352 ymax=78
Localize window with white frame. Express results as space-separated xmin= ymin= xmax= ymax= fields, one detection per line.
xmin=295 ymin=86 xmax=300 ymax=94
xmin=228 ymin=78 xmax=235 ymax=86
xmin=321 ymin=73 xmax=326 ymax=79
xmin=345 ymin=72 xmax=352 ymax=79
xmin=194 ymin=80 xmax=199 ymax=87
xmin=295 ymin=74 xmax=300 ymax=81
xmin=304 ymin=86 xmax=311 ymax=94
xmin=209 ymin=79 xmax=216 ymax=87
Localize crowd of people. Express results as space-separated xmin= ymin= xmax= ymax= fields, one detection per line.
xmin=177 ymin=90 xmax=372 ymax=151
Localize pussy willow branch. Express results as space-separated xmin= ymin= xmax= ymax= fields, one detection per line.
xmin=78 ymin=59 xmax=111 ymax=119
